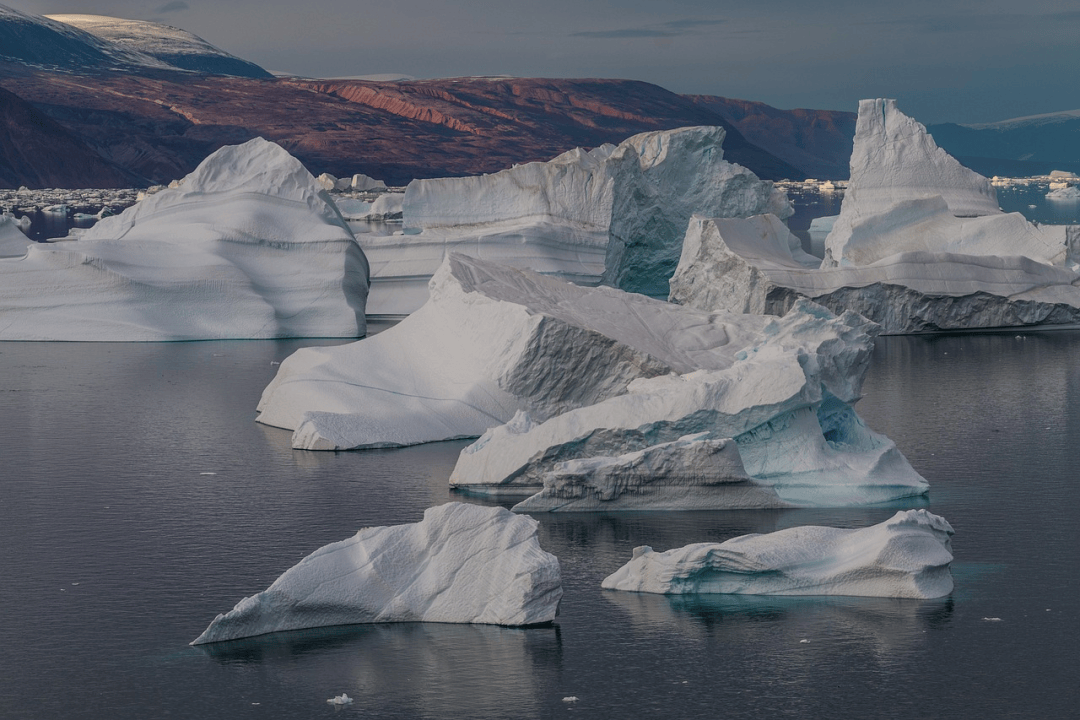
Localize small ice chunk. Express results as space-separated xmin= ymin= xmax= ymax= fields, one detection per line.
xmin=327 ymin=694 xmax=353 ymax=705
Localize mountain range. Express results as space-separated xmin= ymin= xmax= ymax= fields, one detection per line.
xmin=2 ymin=5 xmax=1075 ymax=189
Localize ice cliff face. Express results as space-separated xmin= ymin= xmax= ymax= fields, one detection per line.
xmin=0 ymin=138 xmax=369 ymax=341
xmin=191 ymin=503 xmax=562 ymax=644
xmin=0 ymin=213 xmax=31 ymax=257
xmin=669 ymin=99 xmax=1080 ymax=334
xmin=361 ymin=125 xmax=789 ymax=316
xmin=601 ymin=510 xmax=954 ymax=599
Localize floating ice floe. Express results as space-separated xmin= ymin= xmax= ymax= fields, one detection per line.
xmin=359 ymin=125 xmax=789 ymax=317
xmin=327 ymin=694 xmax=353 ymax=705
xmin=0 ymin=213 xmax=32 ymax=257
xmin=601 ymin=510 xmax=954 ymax=598
xmin=0 ymin=138 xmax=369 ymax=340
xmin=669 ymin=99 xmax=1080 ymax=334
xmin=191 ymin=503 xmax=562 ymax=644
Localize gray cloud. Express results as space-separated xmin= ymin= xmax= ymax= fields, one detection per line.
xmin=572 ymin=17 xmax=724 ymax=39
xmin=159 ymin=1 xmax=189 ymax=12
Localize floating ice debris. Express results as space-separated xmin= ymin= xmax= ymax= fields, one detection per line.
xmin=983 ymin=617 xmax=1003 ymax=622
xmin=199 ymin=472 xmax=217 ymax=476
xmin=562 ymin=696 xmax=579 ymax=703
xmin=800 ymin=639 xmax=811 ymax=643
xmin=602 ymin=510 xmax=954 ymax=598
xmin=327 ymin=694 xmax=353 ymax=705
xmin=191 ymin=503 xmax=562 ymax=644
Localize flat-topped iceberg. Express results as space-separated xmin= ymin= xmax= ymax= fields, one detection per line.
xmin=360 ymin=126 xmax=789 ymax=316
xmin=601 ymin=510 xmax=954 ymax=598
xmin=258 ymin=252 xmax=767 ymax=450
xmin=669 ymin=99 xmax=1080 ymax=334
xmin=452 ymin=297 xmax=927 ymax=506
xmin=191 ymin=503 xmax=562 ymax=644
xmin=0 ymin=138 xmax=369 ymax=341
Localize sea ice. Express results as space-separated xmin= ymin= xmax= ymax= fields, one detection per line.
xmin=191 ymin=503 xmax=562 ymax=644
xmin=601 ymin=509 xmax=954 ymax=598
xmin=0 ymin=138 xmax=369 ymax=341
xmin=1047 ymin=186 xmax=1080 ymax=201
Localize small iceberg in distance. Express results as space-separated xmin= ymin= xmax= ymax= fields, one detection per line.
xmin=601 ymin=510 xmax=954 ymax=599
xmin=191 ymin=503 xmax=562 ymax=645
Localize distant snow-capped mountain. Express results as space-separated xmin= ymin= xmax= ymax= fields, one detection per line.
xmin=45 ymin=14 xmax=271 ymax=78
xmin=0 ymin=4 xmax=269 ymax=77
xmin=928 ymin=109 xmax=1080 ymax=177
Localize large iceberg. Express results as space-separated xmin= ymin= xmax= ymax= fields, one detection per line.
xmin=601 ymin=510 xmax=954 ymax=599
xmin=191 ymin=503 xmax=562 ymax=644
xmin=0 ymin=138 xmax=369 ymax=341
xmin=451 ymin=297 xmax=927 ymax=507
xmin=257 ymin=252 xmax=760 ymax=450
xmin=670 ymin=100 xmax=1080 ymax=334
xmin=360 ymin=126 xmax=789 ymax=316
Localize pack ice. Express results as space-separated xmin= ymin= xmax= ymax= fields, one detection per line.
xmin=0 ymin=138 xmax=369 ymax=341
xmin=670 ymin=99 xmax=1080 ymax=334
xmin=191 ymin=503 xmax=562 ymax=644
xmin=361 ymin=125 xmax=789 ymax=316
xmin=601 ymin=510 xmax=954 ymax=599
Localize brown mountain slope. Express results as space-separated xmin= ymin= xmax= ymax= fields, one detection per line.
xmin=0 ymin=66 xmax=806 ymax=187
xmin=686 ymin=95 xmax=856 ymax=180
xmin=0 ymin=84 xmax=133 ymax=189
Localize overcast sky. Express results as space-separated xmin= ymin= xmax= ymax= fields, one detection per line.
xmin=12 ymin=0 xmax=1080 ymax=124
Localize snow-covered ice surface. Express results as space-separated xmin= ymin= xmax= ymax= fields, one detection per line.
xmin=359 ymin=126 xmax=788 ymax=316
xmin=258 ymin=252 xmax=746 ymax=450
xmin=670 ymin=99 xmax=1080 ymax=334
xmin=0 ymin=138 xmax=369 ymax=341
xmin=191 ymin=503 xmax=562 ymax=644
xmin=601 ymin=509 xmax=954 ymax=598
xmin=452 ymin=294 xmax=927 ymax=506
xmin=45 ymin=14 xmax=270 ymax=77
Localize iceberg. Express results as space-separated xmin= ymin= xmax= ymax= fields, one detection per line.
xmin=0 ymin=138 xmax=369 ymax=341
xmin=191 ymin=503 xmax=562 ymax=644
xmin=450 ymin=292 xmax=927 ymax=507
xmin=601 ymin=509 xmax=954 ymax=598
xmin=0 ymin=213 xmax=32 ymax=257
xmin=1047 ymin=186 xmax=1080 ymax=202
xmin=258 ymin=252 xmax=747 ymax=450
xmin=669 ymin=99 xmax=1080 ymax=334
xmin=359 ymin=126 xmax=789 ymax=316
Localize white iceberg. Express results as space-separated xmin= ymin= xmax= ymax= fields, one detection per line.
xmin=351 ymin=173 xmax=387 ymax=191
xmin=451 ymin=294 xmax=927 ymax=507
xmin=191 ymin=503 xmax=562 ymax=644
xmin=257 ymin=252 xmax=752 ymax=450
xmin=0 ymin=138 xmax=369 ymax=341
xmin=1047 ymin=185 xmax=1080 ymax=202
xmin=359 ymin=126 xmax=789 ymax=317
xmin=669 ymin=99 xmax=1080 ymax=334
xmin=0 ymin=213 xmax=32 ymax=258
xmin=601 ymin=509 xmax=954 ymax=598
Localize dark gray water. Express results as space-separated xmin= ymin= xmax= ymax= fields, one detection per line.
xmin=1 ymin=333 xmax=1078 ymax=719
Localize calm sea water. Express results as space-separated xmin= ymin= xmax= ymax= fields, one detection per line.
xmin=1 ymin=332 xmax=1078 ymax=719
